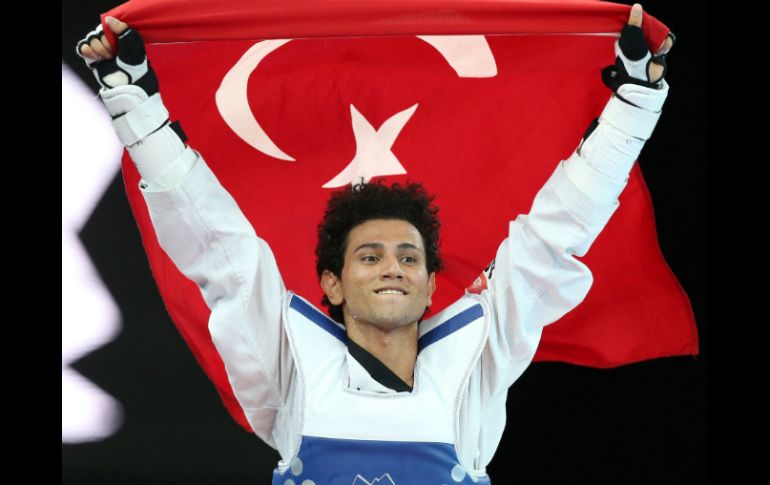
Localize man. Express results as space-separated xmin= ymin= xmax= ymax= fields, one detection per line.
xmin=77 ymin=4 xmax=674 ymax=483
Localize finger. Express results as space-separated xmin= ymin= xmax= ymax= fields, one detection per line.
xmin=628 ymin=3 xmax=643 ymax=28
xmin=656 ymin=35 xmax=674 ymax=55
xmin=100 ymin=34 xmax=113 ymax=57
xmin=89 ymin=38 xmax=110 ymax=58
xmin=649 ymin=63 xmax=664 ymax=83
xmin=79 ymin=44 xmax=100 ymax=60
xmin=105 ymin=16 xmax=129 ymax=35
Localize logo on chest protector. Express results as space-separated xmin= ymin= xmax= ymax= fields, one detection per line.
xmin=352 ymin=473 xmax=396 ymax=485
xmin=465 ymin=259 xmax=496 ymax=295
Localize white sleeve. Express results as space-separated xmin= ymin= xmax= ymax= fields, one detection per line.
xmin=463 ymin=79 xmax=670 ymax=473
xmin=565 ymin=79 xmax=670 ymax=204
xmin=97 ymin=84 xmax=198 ymax=191
xmin=138 ymin=149 xmax=294 ymax=450
xmin=475 ymin=156 xmax=618 ymax=404
xmin=97 ymin=81 xmax=295 ymax=448
xmin=465 ymin=156 xmax=621 ymax=471
xmin=477 ymin=79 xmax=669 ymax=405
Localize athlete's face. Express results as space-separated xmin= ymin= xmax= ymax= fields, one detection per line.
xmin=322 ymin=218 xmax=436 ymax=330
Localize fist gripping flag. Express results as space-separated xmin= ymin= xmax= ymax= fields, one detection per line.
xmin=99 ymin=0 xmax=698 ymax=432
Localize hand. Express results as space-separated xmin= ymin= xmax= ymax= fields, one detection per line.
xmin=602 ymin=3 xmax=676 ymax=91
xmin=75 ymin=17 xmax=158 ymax=94
xmin=77 ymin=16 xmax=128 ymax=63
xmin=627 ymin=4 xmax=675 ymax=83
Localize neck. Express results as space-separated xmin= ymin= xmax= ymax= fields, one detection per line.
xmin=345 ymin=318 xmax=418 ymax=387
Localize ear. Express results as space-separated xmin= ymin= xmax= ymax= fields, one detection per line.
xmin=426 ymin=271 xmax=437 ymax=307
xmin=321 ymin=270 xmax=344 ymax=305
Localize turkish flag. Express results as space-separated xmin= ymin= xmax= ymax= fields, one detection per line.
xmin=101 ymin=0 xmax=698 ymax=432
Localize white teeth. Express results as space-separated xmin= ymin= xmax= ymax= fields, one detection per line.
xmin=377 ymin=289 xmax=405 ymax=295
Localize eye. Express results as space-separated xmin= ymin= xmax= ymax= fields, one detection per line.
xmin=361 ymin=255 xmax=378 ymax=262
xmin=402 ymin=256 xmax=417 ymax=263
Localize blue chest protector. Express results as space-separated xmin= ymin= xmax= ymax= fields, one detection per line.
xmin=272 ymin=292 xmax=492 ymax=485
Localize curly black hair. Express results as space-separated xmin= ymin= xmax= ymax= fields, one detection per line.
xmin=315 ymin=179 xmax=445 ymax=324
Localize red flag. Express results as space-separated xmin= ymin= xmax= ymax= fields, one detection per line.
xmin=102 ymin=0 xmax=698 ymax=432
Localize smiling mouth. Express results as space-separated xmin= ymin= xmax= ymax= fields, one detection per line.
xmin=375 ymin=290 xmax=407 ymax=295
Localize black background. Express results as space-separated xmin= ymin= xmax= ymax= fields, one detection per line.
xmin=62 ymin=1 xmax=707 ymax=483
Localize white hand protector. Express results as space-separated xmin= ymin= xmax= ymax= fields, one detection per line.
xmin=602 ymin=24 xmax=676 ymax=93
xmin=76 ymin=21 xmax=193 ymax=189
xmin=564 ymin=26 xmax=674 ymax=203
xmin=76 ymin=24 xmax=159 ymax=95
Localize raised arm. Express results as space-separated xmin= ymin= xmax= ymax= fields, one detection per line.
xmin=474 ymin=2 xmax=675 ymax=416
xmin=76 ymin=18 xmax=296 ymax=451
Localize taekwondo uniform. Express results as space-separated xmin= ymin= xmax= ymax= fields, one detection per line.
xmin=88 ymin=32 xmax=668 ymax=478
xmin=131 ymin=71 xmax=667 ymax=482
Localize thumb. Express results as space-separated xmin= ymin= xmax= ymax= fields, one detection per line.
xmin=105 ymin=16 xmax=129 ymax=35
xmin=628 ymin=3 xmax=643 ymax=28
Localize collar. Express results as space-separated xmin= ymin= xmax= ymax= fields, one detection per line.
xmin=346 ymin=336 xmax=413 ymax=393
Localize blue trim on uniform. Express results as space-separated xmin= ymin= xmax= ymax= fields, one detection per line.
xmin=289 ymin=295 xmax=483 ymax=351
xmin=418 ymin=304 xmax=484 ymax=353
xmin=289 ymin=295 xmax=347 ymax=343
xmin=272 ymin=434 xmax=492 ymax=485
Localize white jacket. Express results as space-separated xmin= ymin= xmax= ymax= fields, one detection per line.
xmin=128 ymin=80 xmax=668 ymax=483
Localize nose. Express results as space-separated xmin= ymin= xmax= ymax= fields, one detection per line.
xmin=380 ymin=253 xmax=405 ymax=279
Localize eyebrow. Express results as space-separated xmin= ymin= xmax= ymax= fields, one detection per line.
xmin=354 ymin=242 xmax=423 ymax=253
